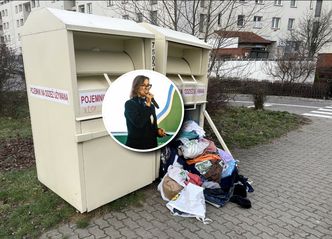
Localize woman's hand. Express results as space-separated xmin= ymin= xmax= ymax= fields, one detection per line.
xmin=145 ymin=93 xmax=154 ymax=107
xmin=157 ymin=128 xmax=166 ymax=137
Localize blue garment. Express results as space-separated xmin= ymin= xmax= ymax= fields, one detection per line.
xmin=177 ymin=130 xmax=199 ymax=140
xmin=221 ymin=160 xmax=236 ymax=178
xmin=219 ymin=167 xmax=238 ymax=192
xmin=204 ymin=167 xmax=238 ymax=207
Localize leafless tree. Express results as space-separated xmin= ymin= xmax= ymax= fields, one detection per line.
xmin=264 ymin=10 xmax=332 ymax=83
xmin=289 ymin=10 xmax=332 ymax=58
xmin=263 ymin=54 xmax=316 ymax=83
xmin=0 ymin=44 xmax=25 ymax=114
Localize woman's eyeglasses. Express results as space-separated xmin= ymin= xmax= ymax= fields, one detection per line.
xmin=140 ymin=84 xmax=152 ymax=89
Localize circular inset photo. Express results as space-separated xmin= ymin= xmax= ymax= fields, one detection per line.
xmin=102 ymin=70 xmax=184 ymax=152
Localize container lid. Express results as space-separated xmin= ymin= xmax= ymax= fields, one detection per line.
xmin=141 ymin=23 xmax=211 ymax=49
xmin=22 ymin=8 xmax=154 ymax=39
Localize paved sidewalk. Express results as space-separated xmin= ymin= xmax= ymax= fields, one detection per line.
xmin=41 ymin=117 xmax=332 ymax=239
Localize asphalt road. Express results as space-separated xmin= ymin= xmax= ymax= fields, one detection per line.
xmin=230 ymin=94 xmax=332 ymax=119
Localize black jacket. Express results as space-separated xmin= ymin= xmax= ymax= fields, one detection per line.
xmin=124 ymin=96 xmax=158 ymax=149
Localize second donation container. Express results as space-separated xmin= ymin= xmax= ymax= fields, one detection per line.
xmin=141 ymin=24 xmax=211 ymax=127
xmin=21 ymin=8 xmax=158 ymax=212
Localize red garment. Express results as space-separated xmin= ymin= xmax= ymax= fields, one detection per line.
xmin=185 ymin=172 xmax=202 ymax=186
xmin=186 ymin=153 xmax=221 ymax=165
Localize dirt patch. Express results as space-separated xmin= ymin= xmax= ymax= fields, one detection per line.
xmin=0 ymin=137 xmax=35 ymax=172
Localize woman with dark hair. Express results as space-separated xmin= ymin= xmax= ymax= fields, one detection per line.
xmin=124 ymin=75 xmax=166 ymax=150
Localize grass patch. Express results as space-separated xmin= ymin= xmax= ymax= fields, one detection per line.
xmin=0 ymin=168 xmax=146 ymax=238
xmin=0 ymin=168 xmax=75 ymax=238
xmin=0 ymin=117 xmax=32 ymax=140
xmin=206 ymin=106 xmax=309 ymax=149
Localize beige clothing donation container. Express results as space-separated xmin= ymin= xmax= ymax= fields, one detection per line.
xmin=21 ymin=8 xmax=158 ymax=212
xmin=141 ymin=23 xmax=211 ymax=127
xmin=141 ymin=24 xmax=232 ymax=155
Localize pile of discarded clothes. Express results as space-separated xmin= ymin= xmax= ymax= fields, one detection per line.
xmin=158 ymin=120 xmax=254 ymax=223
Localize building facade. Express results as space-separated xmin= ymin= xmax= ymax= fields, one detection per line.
xmin=0 ymin=0 xmax=75 ymax=52
xmin=0 ymin=0 xmax=331 ymax=55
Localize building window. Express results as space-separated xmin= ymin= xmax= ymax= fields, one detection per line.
xmin=255 ymin=0 xmax=264 ymax=4
xmin=0 ymin=36 xmax=4 ymax=43
xmin=272 ymin=17 xmax=280 ymax=29
xmin=6 ymin=9 xmax=8 ymax=16
xmin=87 ymin=3 xmax=92 ymax=14
xmin=274 ymin=0 xmax=282 ymax=6
xmin=18 ymin=33 xmax=21 ymax=41
xmin=315 ymin=0 xmax=322 ymax=17
xmin=25 ymin=4 xmax=31 ymax=13
xmin=15 ymin=6 xmax=18 ymax=13
xmin=137 ymin=12 xmax=143 ymax=23
xmin=37 ymin=0 xmax=40 ymax=7
xmin=20 ymin=19 xmax=23 ymax=26
xmin=253 ymin=16 xmax=262 ymax=28
xmin=150 ymin=10 xmax=158 ymax=25
xmin=107 ymin=0 xmax=113 ymax=7
xmin=288 ymin=18 xmax=294 ymax=30
xmin=19 ymin=4 xmax=22 ymax=12
xmin=150 ymin=0 xmax=157 ymax=5
xmin=237 ymin=15 xmax=245 ymax=27
xmin=285 ymin=41 xmax=300 ymax=53
xmin=218 ymin=13 xmax=222 ymax=26
xmin=122 ymin=15 xmax=129 ymax=20
xmin=0 ymin=25 xmax=2 ymax=31
xmin=78 ymin=5 xmax=85 ymax=13
xmin=199 ymin=14 xmax=206 ymax=32
xmin=31 ymin=0 xmax=36 ymax=8
xmin=17 ymin=20 xmax=20 ymax=27
xmin=290 ymin=0 xmax=296 ymax=7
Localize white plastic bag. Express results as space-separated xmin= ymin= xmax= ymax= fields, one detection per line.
xmin=167 ymin=165 xmax=188 ymax=187
xmin=166 ymin=183 xmax=211 ymax=224
xmin=181 ymin=120 xmax=206 ymax=138
xmin=178 ymin=138 xmax=209 ymax=159
xmin=157 ymin=160 xmax=187 ymax=201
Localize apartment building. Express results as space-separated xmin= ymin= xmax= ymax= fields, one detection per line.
xmin=0 ymin=0 xmax=331 ymax=55
xmin=0 ymin=0 xmax=75 ymax=52
xmin=231 ymin=0 xmax=331 ymax=54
